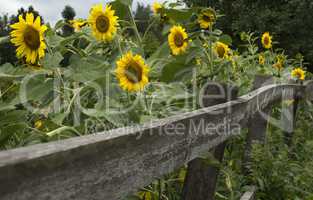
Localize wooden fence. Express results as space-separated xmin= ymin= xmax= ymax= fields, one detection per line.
xmin=0 ymin=78 xmax=312 ymax=200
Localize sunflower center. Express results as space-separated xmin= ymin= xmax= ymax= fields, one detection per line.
xmin=96 ymin=15 xmax=110 ymax=33
xmin=174 ymin=33 xmax=184 ymax=47
xmin=295 ymin=72 xmax=301 ymax=78
xmin=264 ymin=36 xmax=269 ymax=45
xmin=125 ymin=61 xmax=143 ymax=83
xmin=202 ymin=14 xmax=213 ymax=22
xmin=217 ymin=46 xmax=225 ymax=58
xmin=24 ymin=26 xmax=40 ymax=50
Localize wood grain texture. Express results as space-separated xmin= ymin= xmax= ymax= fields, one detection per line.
xmin=0 ymin=83 xmax=309 ymax=200
xmin=243 ymin=75 xmax=274 ymax=174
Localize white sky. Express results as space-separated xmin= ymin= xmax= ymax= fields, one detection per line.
xmin=0 ymin=0 xmax=174 ymax=25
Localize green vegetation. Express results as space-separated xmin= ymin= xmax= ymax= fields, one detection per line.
xmin=183 ymin=0 xmax=313 ymax=71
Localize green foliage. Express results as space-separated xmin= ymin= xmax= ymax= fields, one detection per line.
xmin=247 ymin=105 xmax=313 ymax=199
xmin=183 ymin=0 xmax=313 ymax=70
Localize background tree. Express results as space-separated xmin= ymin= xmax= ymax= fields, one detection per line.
xmin=134 ymin=3 xmax=161 ymax=56
xmin=10 ymin=6 xmax=44 ymax=24
xmin=183 ymin=0 xmax=313 ymax=71
xmin=134 ymin=3 xmax=152 ymax=34
xmin=61 ymin=5 xmax=76 ymax=36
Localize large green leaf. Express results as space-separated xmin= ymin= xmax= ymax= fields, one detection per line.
xmin=147 ymin=42 xmax=171 ymax=66
xmin=0 ymin=110 xmax=27 ymax=126
xmin=110 ymin=0 xmax=131 ymax=20
xmin=219 ymin=34 xmax=233 ymax=46
xmin=0 ymin=123 xmax=28 ymax=147
xmin=18 ymin=74 xmax=54 ymax=103
xmin=117 ymin=0 xmax=133 ymax=6
xmin=65 ymin=55 xmax=110 ymax=82
xmin=42 ymin=52 xmax=63 ymax=68
xmin=82 ymin=108 xmax=139 ymax=127
xmin=161 ymin=55 xmax=196 ymax=83
xmin=0 ymin=63 xmax=28 ymax=79
xmin=164 ymin=8 xmax=194 ymax=21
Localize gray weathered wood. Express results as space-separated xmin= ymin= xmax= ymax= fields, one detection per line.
xmin=240 ymin=186 xmax=257 ymax=200
xmin=281 ymin=80 xmax=302 ymax=146
xmin=0 ymin=83 xmax=310 ymax=200
xmin=243 ymin=75 xmax=274 ymax=174
xmin=182 ymin=83 xmax=238 ymax=200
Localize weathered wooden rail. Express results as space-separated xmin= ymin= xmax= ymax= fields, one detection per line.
xmin=0 ymin=79 xmax=312 ymax=200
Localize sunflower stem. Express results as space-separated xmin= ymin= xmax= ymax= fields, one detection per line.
xmin=143 ymin=91 xmax=149 ymax=112
xmin=115 ymin=34 xmax=123 ymax=55
xmin=128 ymin=5 xmax=142 ymax=48
xmin=143 ymin=17 xmax=157 ymax=42
xmin=209 ymin=26 xmax=214 ymax=77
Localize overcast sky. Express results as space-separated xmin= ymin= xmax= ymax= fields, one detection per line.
xmin=0 ymin=0 xmax=174 ymax=25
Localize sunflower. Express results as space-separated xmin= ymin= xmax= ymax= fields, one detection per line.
xmin=88 ymin=4 xmax=118 ymax=42
xmin=273 ymin=62 xmax=283 ymax=71
xmin=291 ymin=68 xmax=305 ymax=80
xmin=213 ymin=42 xmax=230 ymax=59
xmin=198 ymin=8 xmax=216 ymax=29
xmin=34 ymin=120 xmax=43 ymax=129
xmin=116 ymin=52 xmax=149 ymax=92
xmin=168 ymin=25 xmax=189 ymax=55
xmin=259 ymin=54 xmax=265 ymax=65
xmin=196 ymin=57 xmax=202 ymax=66
xmin=70 ymin=19 xmax=88 ymax=32
xmin=276 ymin=54 xmax=285 ymax=64
xmin=152 ymin=2 xmax=163 ymax=15
xmin=10 ymin=13 xmax=47 ymax=64
xmin=261 ymin=32 xmax=272 ymax=49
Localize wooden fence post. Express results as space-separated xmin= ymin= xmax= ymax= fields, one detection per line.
xmin=182 ymin=82 xmax=238 ymax=200
xmin=281 ymin=82 xmax=301 ymax=146
xmin=243 ymin=75 xmax=274 ymax=174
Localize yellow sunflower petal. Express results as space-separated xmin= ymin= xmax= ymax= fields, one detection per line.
xmin=168 ymin=25 xmax=189 ymax=56
xmin=10 ymin=13 xmax=47 ymax=64
xmin=26 ymin=13 xmax=34 ymax=24
xmin=115 ymin=52 xmax=150 ymax=92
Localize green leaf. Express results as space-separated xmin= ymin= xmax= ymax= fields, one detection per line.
xmin=42 ymin=52 xmax=63 ymax=68
xmin=110 ymin=0 xmax=130 ymax=20
xmin=219 ymin=34 xmax=233 ymax=46
xmin=0 ymin=102 xmax=16 ymax=112
xmin=198 ymin=152 xmax=221 ymax=168
xmin=147 ymin=42 xmax=170 ymax=66
xmin=18 ymin=74 xmax=54 ymax=103
xmin=164 ymin=8 xmax=193 ymax=21
xmin=0 ymin=123 xmax=28 ymax=147
xmin=45 ymin=30 xmax=63 ymax=48
xmin=0 ymin=63 xmax=28 ymax=79
xmin=161 ymin=55 xmax=195 ymax=82
xmin=65 ymin=55 xmax=110 ymax=82
xmin=54 ymin=20 xmax=66 ymax=30
xmin=82 ymin=109 xmax=139 ymax=127
xmin=51 ymin=113 xmax=69 ymax=125
xmin=117 ymin=0 xmax=133 ymax=6
xmin=0 ymin=110 xmax=27 ymax=126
